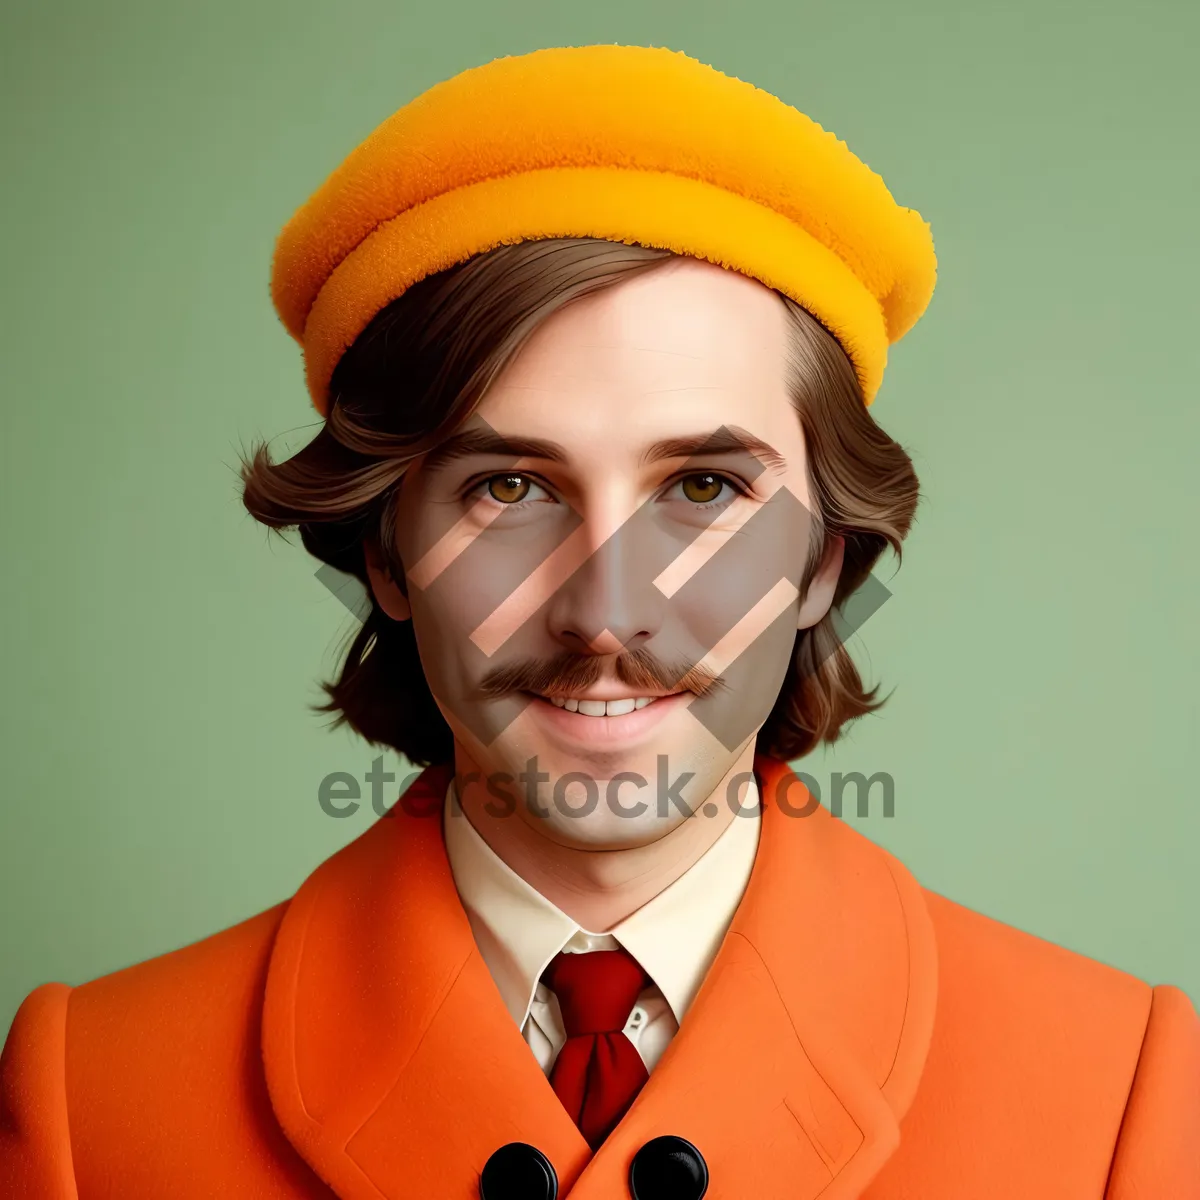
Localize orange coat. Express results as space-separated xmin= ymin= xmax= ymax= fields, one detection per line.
xmin=2 ymin=755 xmax=1198 ymax=1199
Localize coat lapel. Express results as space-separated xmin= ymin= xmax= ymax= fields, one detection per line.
xmin=261 ymin=755 xmax=937 ymax=1200
xmin=566 ymin=754 xmax=938 ymax=1198
xmin=261 ymin=761 xmax=590 ymax=1199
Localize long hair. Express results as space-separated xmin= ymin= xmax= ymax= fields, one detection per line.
xmin=241 ymin=238 xmax=919 ymax=766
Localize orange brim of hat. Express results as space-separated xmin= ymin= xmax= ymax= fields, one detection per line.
xmin=272 ymin=45 xmax=937 ymax=412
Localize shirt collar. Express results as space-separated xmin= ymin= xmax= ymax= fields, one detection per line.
xmin=443 ymin=774 xmax=761 ymax=1030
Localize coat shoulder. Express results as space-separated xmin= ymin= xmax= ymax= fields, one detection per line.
xmin=865 ymin=887 xmax=1198 ymax=1198
xmin=66 ymin=899 xmax=290 ymax=1042
xmin=41 ymin=902 xmax=324 ymax=1197
xmin=0 ymin=900 xmax=331 ymax=1197
xmin=3 ymin=901 xmax=292 ymax=1090
xmin=918 ymin=887 xmax=1155 ymax=1123
xmin=922 ymin=887 xmax=1156 ymax=1020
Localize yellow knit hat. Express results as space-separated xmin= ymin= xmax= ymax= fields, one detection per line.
xmin=272 ymin=44 xmax=936 ymax=413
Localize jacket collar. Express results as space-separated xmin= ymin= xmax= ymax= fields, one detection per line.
xmin=443 ymin=771 xmax=761 ymax=1030
xmin=262 ymin=755 xmax=937 ymax=1200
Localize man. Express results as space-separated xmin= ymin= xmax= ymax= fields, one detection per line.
xmin=2 ymin=43 xmax=1197 ymax=1200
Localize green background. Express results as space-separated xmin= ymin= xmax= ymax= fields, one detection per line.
xmin=2 ymin=0 xmax=1197 ymax=1034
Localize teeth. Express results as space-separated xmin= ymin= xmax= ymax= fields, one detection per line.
xmin=543 ymin=695 xmax=660 ymax=716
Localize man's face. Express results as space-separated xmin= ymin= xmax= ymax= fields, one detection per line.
xmin=385 ymin=257 xmax=835 ymax=849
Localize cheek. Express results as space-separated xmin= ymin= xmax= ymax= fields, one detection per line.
xmin=406 ymin=550 xmax=522 ymax=704
xmin=408 ymin=585 xmax=534 ymax=752
xmin=407 ymin=585 xmax=477 ymax=694
xmin=405 ymin=527 xmax=566 ymax=749
xmin=666 ymin=502 xmax=810 ymax=750
xmin=672 ymin=584 xmax=799 ymax=752
xmin=669 ymin=486 xmax=812 ymax=644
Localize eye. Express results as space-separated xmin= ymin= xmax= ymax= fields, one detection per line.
xmin=475 ymin=473 xmax=553 ymax=508
xmin=680 ymin=473 xmax=724 ymax=504
xmin=669 ymin=472 xmax=746 ymax=508
xmin=489 ymin=474 xmax=530 ymax=504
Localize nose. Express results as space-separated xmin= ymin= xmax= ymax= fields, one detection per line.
xmin=545 ymin=522 xmax=666 ymax=656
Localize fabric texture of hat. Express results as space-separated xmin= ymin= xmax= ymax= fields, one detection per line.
xmin=272 ymin=44 xmax=936 ymax=413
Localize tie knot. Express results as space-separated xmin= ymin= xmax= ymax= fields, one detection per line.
xmin=543 ymin=947 xmax=650 ymax=1037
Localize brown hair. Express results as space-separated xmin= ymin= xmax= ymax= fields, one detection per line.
xmin=241 ymin=238 xmax=919 ymax=766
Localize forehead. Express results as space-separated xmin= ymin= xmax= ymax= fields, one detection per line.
xmin=474 ymin=257 xmax=796 ymax=450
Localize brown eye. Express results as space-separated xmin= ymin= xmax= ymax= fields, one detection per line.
xmin=488 ymin=474 xmax=531 ymax=504
xmin=680 ymin=473 xmax=725 ymax=504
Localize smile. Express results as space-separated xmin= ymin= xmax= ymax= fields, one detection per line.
xmin=541 ymin=695 xmax=665 ymax=716
xmin=522 ymin=690 xmax=691 ymax=747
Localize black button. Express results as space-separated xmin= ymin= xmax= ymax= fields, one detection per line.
xmin=480 ymin=1141 xmax=558 ymax=1200
xmin=629 ymin=1135 xmax=708 ymax=1200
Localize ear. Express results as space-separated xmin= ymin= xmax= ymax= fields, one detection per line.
xmin=363 ymin=536 xmax=412 ymax=622
xmin=796 ymin=535 xmax=845 ymax=630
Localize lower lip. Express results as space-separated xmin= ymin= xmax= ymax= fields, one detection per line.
xmin=522 ymin=692 xmax=691 ymax=747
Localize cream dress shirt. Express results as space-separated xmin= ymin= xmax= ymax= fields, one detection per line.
xmin=442 ymin=776 xmax=761 ymax=1074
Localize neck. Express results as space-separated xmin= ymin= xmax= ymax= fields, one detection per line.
xmin=452 ymin=744 xmax=758 ymax=931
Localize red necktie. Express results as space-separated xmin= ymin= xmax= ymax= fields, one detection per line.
xmin=542 ymin=947 xmax=651 ymax=1149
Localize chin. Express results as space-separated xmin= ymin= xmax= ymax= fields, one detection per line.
xmin=535 ymin=805 xmax=688 ymax=853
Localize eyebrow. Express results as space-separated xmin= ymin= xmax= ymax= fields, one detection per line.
xmin=419 ymin=424 xmax=788 ymax=475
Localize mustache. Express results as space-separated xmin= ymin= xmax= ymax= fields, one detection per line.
xmin=478 ymin=645 xmax=723 ymax=700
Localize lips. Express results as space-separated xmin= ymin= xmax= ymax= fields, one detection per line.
xmin=539 ymin=695 xmax=667 ymax=717
xmin=522 ymin=689 xmax=690 ymax=747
